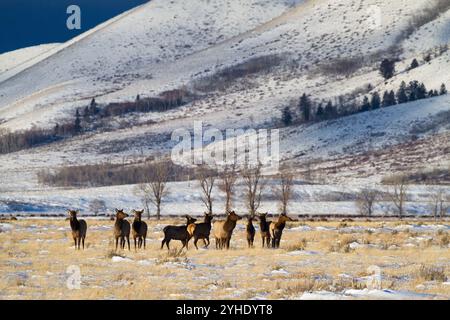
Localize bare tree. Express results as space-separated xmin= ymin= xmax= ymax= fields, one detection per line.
xmin=197 ymin=166 xmax=216 ymax=214
xmin=356 ymin=189 xmax=378 ymax=216
xmin=89 ymin=199 xmax=106 ymax=216
xmin=218 ymin=166 xmax=238 ymax=213
xmin=134 ymin=184 xmax=152 ymax=219
xmin=243 ymin=164 xmax=266 ymax=216
xmin=430 ymin=188 xmax=449 ymax=221
xmin=275 ymin=173 xmax=294 ymax=215
xmin=444 ymin=194 xmax=450 ymax=220
xmin=146 ymin=162 xmax=170 ymax=220
xmin=387 ymin=176 xmax=408 ymax=219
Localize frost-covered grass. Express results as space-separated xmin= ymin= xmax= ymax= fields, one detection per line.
xmin=0 ymin=218 xmax=448 ymax=300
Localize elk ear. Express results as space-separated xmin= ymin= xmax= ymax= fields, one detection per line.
xmin=115 ymin=208 xmax=119 ymax=213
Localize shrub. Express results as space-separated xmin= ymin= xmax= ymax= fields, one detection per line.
xmin=418 ymin=265 xmax=447 ymax=282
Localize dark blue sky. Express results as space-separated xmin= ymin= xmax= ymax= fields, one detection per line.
xmin=0 ymin=0 xmax=149 ymax=54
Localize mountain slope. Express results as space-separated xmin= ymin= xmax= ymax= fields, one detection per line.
xmin=0 ymin=0 xmax=449 ymax=198
xmin=0 ymin=0 xmax=302 ymax=129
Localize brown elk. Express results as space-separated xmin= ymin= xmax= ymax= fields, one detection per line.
xmin=258 ymin=212 xmax=271 ymax=248
xmin=114 ymin=209 xmax=131 ymax=251
xmin=193 ymin=212 xmax=214 ymax=250
xmin=131 ymin=209 xmax=148 ymax=250
xmin=246 ymin=215 xmax=256 ymax=248
xmin=213 ymin=210 xmax=242 ymax=249
xmin=161 ymin=215 xmax=197 ymax=250
xmin=68 ymin=210 xmax=87 ymax=250
xmin=270 ymin=213 xmax=295 ymax=248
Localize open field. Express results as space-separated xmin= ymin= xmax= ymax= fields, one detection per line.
xmin=0 ymin=217 xmax=449 ymax=300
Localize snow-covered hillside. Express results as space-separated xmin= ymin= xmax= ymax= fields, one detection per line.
xmin=0 ymin=0 xmax=449 ymax=215
xmin=0 ymin=44 xmax=61 ymax=76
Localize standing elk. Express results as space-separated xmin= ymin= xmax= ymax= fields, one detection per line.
xmin=114 ymin=209 xmax=131 ymax=251
xmin=213 ymin=210 xmax=242 ymax=249
xmin=131 ymin=209 xmax=148 ymax=250
xmin=270 ymin=213 xmax=295 ymax=248
xmin=193 ymin=212 xmax=214 ymax=250
xmin=68 ymin=210 xmax=87 ymax=250
xmin=246 ymin=215 xmax=256 ymax=248
xmin=258 ymin=212 xmax=271 ymax=248
xmin=161 ymin=215 xmax=197 ymax=250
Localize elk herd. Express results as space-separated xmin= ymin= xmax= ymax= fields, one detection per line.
xmin=67 ymin=209 xmax=296 ymax=251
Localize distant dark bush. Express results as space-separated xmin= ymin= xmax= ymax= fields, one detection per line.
xmin=317 ymin=57 xmax=365 ymax=77
xmin=193 ymin=54 xmax=283 ymax=92
xmin=100 ymin=89 xmax=193 ymax=118
xmin=0 ymin=127 xmax=62 ymax=154
xmin=37 ymin=160 xmax=201 ymax=187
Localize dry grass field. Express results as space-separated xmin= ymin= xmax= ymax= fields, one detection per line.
xmin=0 ymin=217 xmax=449 ymax=300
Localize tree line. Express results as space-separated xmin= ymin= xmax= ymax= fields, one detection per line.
xmin=281 ymin=80 xmax=447 ymax=126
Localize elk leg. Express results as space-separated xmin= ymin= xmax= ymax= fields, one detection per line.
xmin=115 ymin=238 xmax=119 ymax=251
xmin=82 ymin=237 xmax=85 ymax=250
xmin=166 ymin=239 xmax=170 ymax=250
xmin=194 ymin=237 xmax=199 ymax=250
xmin=74 ymin=238 xmax=77 ymax=250
xmin=143 ymin=236 xmax=146 ymax=249
xmin=127 ymin=237 xmax=130 ymax=251
xmin=134 ymin=238 xmax=137 ymax=251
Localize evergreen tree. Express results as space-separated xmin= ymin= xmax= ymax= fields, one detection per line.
xmin=361 ymin=96 xmax=371 ymax=112
xmin=324 ymin=100 xmax=334 ymax=119
xmin=371 ymin=92 xmax=381 ymax=109
xmin=316 ymin=103 xmax=324 ymax=120
xmin=389 ymin=90 xmax=397 ymax=105
xmin=382 ymin=91 xmax=391 ymax=107
xmin=410 ymin=58 xmax=419 ymax=70
xmin=54 ymin=124 xmax=60 ymax=136
xmin=74 ymin=109 xmax=82 ymax=134
xmin=299 ymin=93 xmax=312 ymax=122
xmin=83 ymin=106 xmax=90 ymax=120
xmin=281 ymin=106 xmax=293 ymax=126
xmin=440 ymin=83 xmax=447 ymax=95
xmin=416 ymin=83 xmax=427 ymax=100
xmin=380 ymin=59 xmax=395 ymax=80
xmin=396 ymin=81 xmax=408 ymax=104
xmin=89 ymin=98 xmax=98 ymax=115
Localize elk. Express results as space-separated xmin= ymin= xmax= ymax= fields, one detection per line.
xmin=193 ymin=212 xmax=214 ymax=250
xmin=68 ymin=210 xmax=87 ymax=250
xmin=270 ymin=213 xmax=295 ymax=248
xmin=114 ymin=209 xmax=131 ymax=251
xmin=131 ymin=209 xmax=148 ymax=250
xmin=213 ymin=210 xmax=242 ymax=249
xmin=246 ymin=215 xmax=256 ymax=248
xmin=161 ymin=215 xmax=197 ymax=250
xmin=258 ymin=212 xmax=271 ymax=248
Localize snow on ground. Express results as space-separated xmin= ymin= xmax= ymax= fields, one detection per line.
xmin=299 ymin=289 xmax=438 ymax=300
